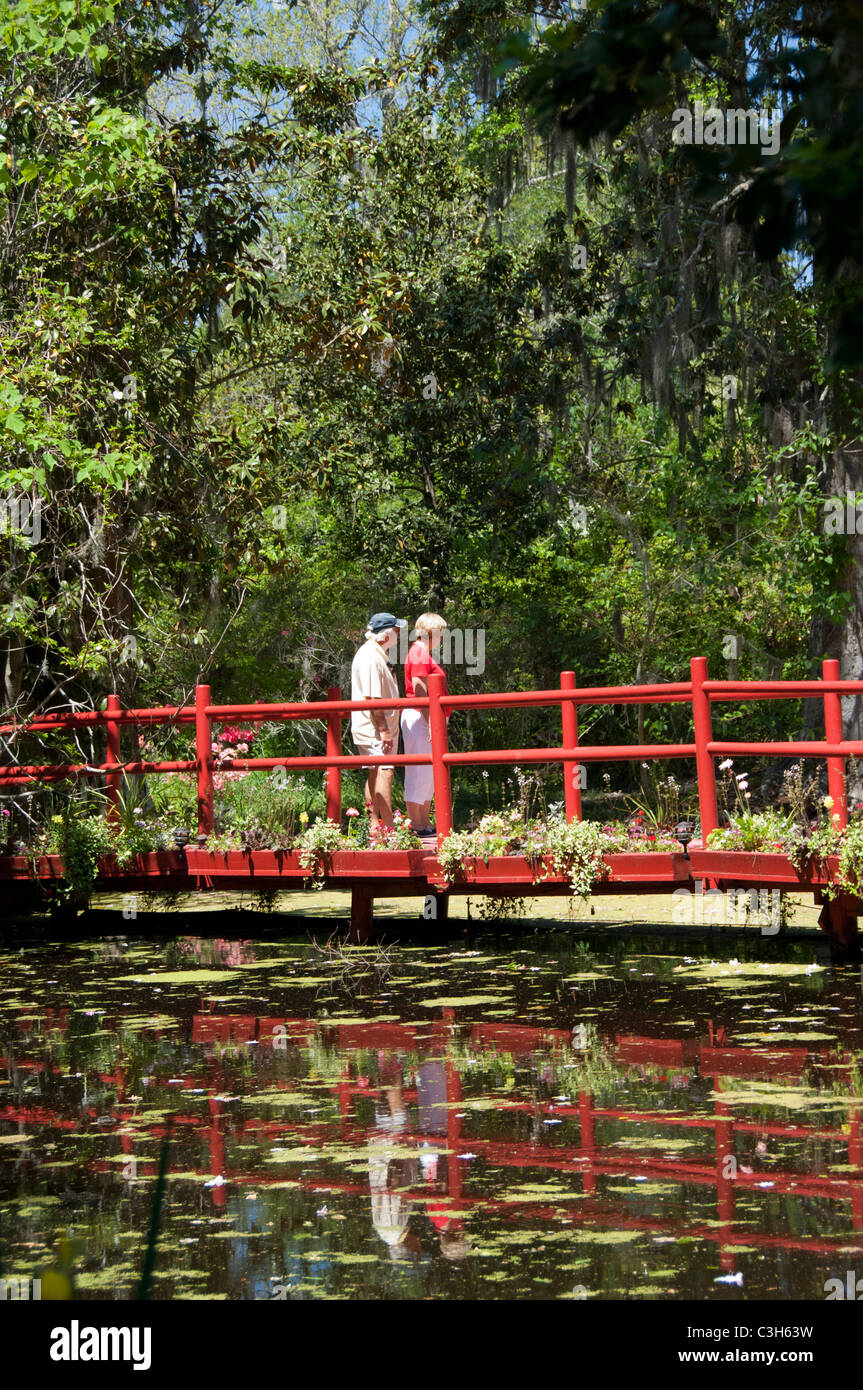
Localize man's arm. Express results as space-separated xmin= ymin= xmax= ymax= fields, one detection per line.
xmin=366 ymin=650 xmax=394 ymax=745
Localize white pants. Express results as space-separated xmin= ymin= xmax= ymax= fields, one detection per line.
xmin=401 ymin=708 xmax=434 ymax=803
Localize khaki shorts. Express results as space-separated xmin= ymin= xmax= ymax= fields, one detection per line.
xmin=354 ymin=735 xmax=398 ymax=772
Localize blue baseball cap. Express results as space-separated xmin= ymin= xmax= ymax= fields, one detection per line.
xmin=368 ymin=612 xmax=407 ymax=632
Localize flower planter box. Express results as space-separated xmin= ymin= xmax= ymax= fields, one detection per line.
xmin=603 ymin=852 xmax=690 ymax=883
xmin=182 ymin=848 xmax=432 ymax=880
xmin=435 ymin=852 xmax=692 ymax=888
xmin=0 ymin=853 xmax=64 ymax=881
xmin=687 ymin=849 xmax=840 ymax=886
xmin=329 ymin=850 xmax=430 ymax=878
xmin=96 ymin=851 xmax=190 ymax=879
xmin=184 ymin=849 xmax=305 ymax=878
xmin=436 ymin=854 xmax=564 ymax=886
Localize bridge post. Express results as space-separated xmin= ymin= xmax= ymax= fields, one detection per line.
xmin=326 ymin=686 xmax=342 ymax=825
xmin=817 ymin=892 xmax=860 ymax=959
xmin=349 ymin=885 xmax=373 ymax=944
xmin=195 ymin=684 xmax=214 ymax=839
xmin=561 ymin=671 xmax=581 ymax=821
xmin=105 ymin=693 xmax=121 ymax=827
xmin=691 ymin=656 xmax=718 ymax=842
xmin=822 ymin=658 xmax=848 ymax=829
xmin=428 ymin=672 xmax=453 ymax=839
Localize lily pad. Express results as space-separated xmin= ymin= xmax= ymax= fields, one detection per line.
xmin=418 ymin=994 xmax=510 ymax=1008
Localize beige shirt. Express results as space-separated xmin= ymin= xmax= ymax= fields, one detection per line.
xmin=351 ymin=639 xmax=400 ymax=744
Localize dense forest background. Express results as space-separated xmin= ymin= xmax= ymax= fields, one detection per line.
xmin=2 ymin=0 xmax=863 ymax=794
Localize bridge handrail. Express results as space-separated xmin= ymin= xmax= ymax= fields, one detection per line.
xmin=0 ymin=657 xmax=854 ymax=840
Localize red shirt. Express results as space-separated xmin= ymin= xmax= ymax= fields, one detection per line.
xmin=405 ymin=640 xmax=447 ymax=699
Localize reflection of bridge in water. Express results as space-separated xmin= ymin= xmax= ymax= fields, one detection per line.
xmin=3 ymin=657 xmax=863 ymax=952
xmin=3 ymin=1013 xmax=862 ymax=1273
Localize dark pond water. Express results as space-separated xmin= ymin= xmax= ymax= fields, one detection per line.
xmin=1 ymin=928 xmax=862 ymax=1300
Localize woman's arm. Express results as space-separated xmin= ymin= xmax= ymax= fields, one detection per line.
xmin=412 ymin=674 xmax=429 ymax=722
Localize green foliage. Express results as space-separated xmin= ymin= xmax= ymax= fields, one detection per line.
xmin=211 ymin=771 xmax=324 ymax=849
xmin=2 ymin=0 xmax=862 ymax=817
xmin=707 ymin=810 xmax=795 ymax=853
xmin=36 ymin=802 xmax=115 ymax=900
xmin=295 ymin=816 xmax=346 ymax=877
xmin=148 ymin=773 xmax=199 ymax=833
xmin=438 ymin=812 xmax=610 ymax=898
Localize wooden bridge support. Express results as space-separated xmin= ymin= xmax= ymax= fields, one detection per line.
xmin=348 ymin=885 xmax=450 ymax=943
xmin=349 ymin=885 xmax=374 ymax=944
xmin=816 ymin=890 xmax=861 ymax=960
xmin=423 ymin=888 xmax=449 ymax=926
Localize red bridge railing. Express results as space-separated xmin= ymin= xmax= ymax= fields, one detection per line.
xmin=1 ymin=656 xmax=862 ymax=841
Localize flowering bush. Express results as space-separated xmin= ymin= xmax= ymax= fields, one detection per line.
xmin=214 ymin=725 xmax=256 ymax=749
xmin=113 ymin=812 xmax=171 ymax=864
xmin=205 ymin=769 xmax=323 ymax=849
xmin=210 ymin=725 xmax=257 ymax=790
xmin=33 ymin=781 xmax=170 ymax=899
xmin=368 ymin=809 xmax=422 ymax=850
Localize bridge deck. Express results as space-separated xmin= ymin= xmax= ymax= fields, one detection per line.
xmin=1 ymin=847 xmax=858 ymax=953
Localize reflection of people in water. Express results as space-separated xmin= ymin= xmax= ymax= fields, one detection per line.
xmin=416 ymin=1058 xmax=470 ymax=1260
xmin=368 ymin=1057 xmax=420 ymax=1259
xmin=367 ymin=1053 xmax=471 ymax=1261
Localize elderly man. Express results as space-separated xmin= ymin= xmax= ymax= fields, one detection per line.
xmin=351 ymin=612 xmax=406 ymax=829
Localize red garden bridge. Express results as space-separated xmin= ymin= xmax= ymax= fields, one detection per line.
xmin=2 ymin=656 xmax=863 ymax=953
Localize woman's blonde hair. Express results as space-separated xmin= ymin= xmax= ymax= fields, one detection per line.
xmin=414 ymin=612 xmax=447 ymax=639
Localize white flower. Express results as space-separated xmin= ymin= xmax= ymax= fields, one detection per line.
xmin=719 ymin=759 xmax=733 ymax=771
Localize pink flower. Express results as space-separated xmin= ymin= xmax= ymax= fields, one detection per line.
xmin=346 ymin=807 xmax=360 ymax=818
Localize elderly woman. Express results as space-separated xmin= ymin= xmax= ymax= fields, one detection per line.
xmin=401 ymin=613 xmax=448 ymax=835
